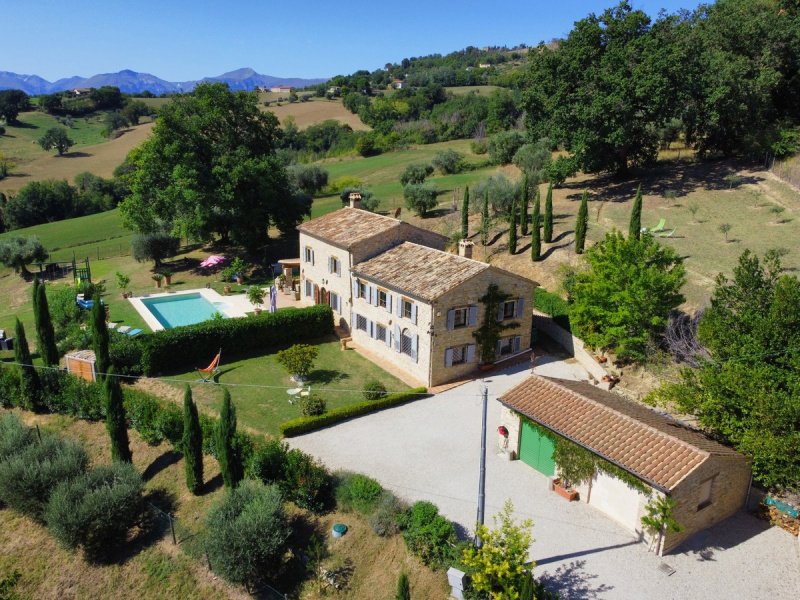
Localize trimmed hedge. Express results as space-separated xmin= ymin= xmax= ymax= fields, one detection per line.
xmin=139 ymin=305 xmax=334 ymax=375
xmin=534 ymin=288 xmax=571 ymax=332
xmin=279 ymin=387 xmax=429 ymax=437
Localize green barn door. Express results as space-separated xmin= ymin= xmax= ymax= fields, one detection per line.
xmin=518 ymin=420 xmax=556 ymax=477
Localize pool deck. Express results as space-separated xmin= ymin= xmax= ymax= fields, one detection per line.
xmin=128 ymin=287 xmax=253 ymax=331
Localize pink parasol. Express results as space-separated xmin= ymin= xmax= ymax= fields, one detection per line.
xmin=200 ymin=255 xmax=226 ymax=268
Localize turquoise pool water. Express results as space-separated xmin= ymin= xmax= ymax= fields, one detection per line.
xmin=141 ymin=293 xmax=229 ymax=329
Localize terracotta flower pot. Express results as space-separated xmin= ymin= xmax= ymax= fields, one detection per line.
xmin=553 ymin=479 xmax=578 ymax=502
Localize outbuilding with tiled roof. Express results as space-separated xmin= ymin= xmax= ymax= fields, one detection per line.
xmin=499 ymin=375 xmax=751 ymax=555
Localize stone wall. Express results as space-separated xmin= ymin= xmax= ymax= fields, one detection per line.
xmin=532 ymin=311 xmax=608 ymax=382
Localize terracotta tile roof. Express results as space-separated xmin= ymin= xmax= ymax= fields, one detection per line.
xmin=352 ymin=242 xmax=491 ymax=302
xmin=500 ymin=376 xmax=742 ymax=491
xmin=297 ymin=208 xmax=402 ymax=249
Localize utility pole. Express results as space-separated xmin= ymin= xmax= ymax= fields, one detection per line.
xmin=475 ymin=381 xmax=488 ymax=548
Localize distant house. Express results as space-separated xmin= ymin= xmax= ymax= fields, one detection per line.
xmin=270 ymin=85 xmax=294 ymax=93
xmin=391 ymin=79 xmax=406 ymax=90
xmin=478 ymin=63 xmax=492 ymax=69
xmin=297 ymin=199 xmax=536 ymax=387
xmin=499 ymin=375 xmax=751 ymax=555
xmin=327 ymin=86 xmax=341 ymax=96
xmin=72 ymin=87 xmax=92 ymax=95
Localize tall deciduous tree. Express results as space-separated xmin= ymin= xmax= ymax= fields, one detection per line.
xmin=121 ymin=83 xmax=309 ymax=252
xmin=629 ymin=184 xmax=643 ymax=240
xmin=90 ymin=300 xmax=110 ymax=381
xmin=38 ymin=127 xmax=75 ymax=155
xmin=217 ymin=389 xmax=243 ymax=489
xmin=543 ymin=183 xmax=553 ymax=243
xmin=33 ymin=281 xmax=59 ymax=367
xmin=182 ymin=386 xmax=204 ymax=494
xmin=520 ymin=173 xmax=530 ymax=236
xmin=570 ymin=230 xmax=685 ymax=360
xmin=105 ymin=369 xmax=132 ymax=463
xmin=575 ymin=191 xmax=588 ymax=254
xmin=647 ymin=250 xmax=800 ymax=489
xmin=461 ymin=185 xmax=470 ymax=240
xmin=0 ymin=90 xmax=29 ymax=124
xmin=13 ymin=319 xmax=43 ymax=412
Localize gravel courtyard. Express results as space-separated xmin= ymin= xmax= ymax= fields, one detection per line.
xmin=289 ymin=357 xmax=800 ymax=599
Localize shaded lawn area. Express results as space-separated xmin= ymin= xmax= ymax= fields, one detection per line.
xmin=164 ymin=336 xmax=409 ymax=437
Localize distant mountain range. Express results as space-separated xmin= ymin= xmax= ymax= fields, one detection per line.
xmin=0 ymin=68 xmax=328 ymax=95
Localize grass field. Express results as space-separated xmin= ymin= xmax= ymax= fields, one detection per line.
xmin=0 ymin=408 xmax=447 ymax=599
xmin=146 ymin=336 xmax=409 ymax=437
xmin=0 ymin=111 xmax=108 ymax=162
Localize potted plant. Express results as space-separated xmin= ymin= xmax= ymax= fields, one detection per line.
xmin=159 ymin=268 xmax=174 ymax=286
xmin=552 ymin=478 xmax=579 ymax=502
xmin=152 ymin=273 xmax=164 ymax=289
xmin=115 ymin=272 xmax=130 ymax=298
xmin=247 ymin=285 xmax=265 ymax=315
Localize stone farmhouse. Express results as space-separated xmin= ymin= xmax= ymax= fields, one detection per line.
xmin=499 ymin=375 xmax=751 ymax=555
xmin=297 ymin=201 xmax=536 ymax=387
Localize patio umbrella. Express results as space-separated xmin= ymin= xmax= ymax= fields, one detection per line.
xmin=269 ymin=285 xmax=277 ymax=313
xmin=200 ymin=255 xmax=226 ymax=268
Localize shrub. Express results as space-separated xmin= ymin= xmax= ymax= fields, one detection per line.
xmin=123 ymin=388 xmax=183 ymax=445
xmin=534 ymin=288 xmax=571 ymax=332
xmin=330 ymin=176 xmax=363 ymax=193
xmin=301 ymin=393 xmax=326 ymax=417
xmin=205 ymin=481 xmax=291 ymax=587
xmin=280 ymin=387 xmax=428 ymax=437
xmin=488 ymin=130 xmax=525 ymax=165
xmin=281 ymin=448 xmax=332 ymax=512
xmin=287 ymin=163 xmax=329 ymax=194
xmin=400 ymin=163 xmax=434 ymax=186
xmin=470 ymin=139 xmax=488 ymax=154
xmin=400 ymin=501 xmax=458 ymax=569
xmin=404 ymin=183 xmax=439 ymax=217
xmin=334 ymin=472 xmax=383 ymax=514
xmin=431 ymin=149 xmax=464 ymax=174
xmin=362 ymin=380 xmax=388 ymax=401
xmin=109 ymin=331 xmax=143 ymax=375
xmin=368 ymin=492 xmax=408 ymax=537
xmin=276 ymin=343 xmax=319 ymax=381
xmin=0 ymin=435 xmax=89 ymax=519
xmin=139 ymin=305 xmax=333 ymax=375
xmin=45 ymin=462 xmax=143 ymax=561
xmin=247 ymin=439 xmax=289 ymax=484
xmin=0 ymin=414 xmax=36 ymax=462
xmin=547 ymin=155 xmax=578 ymax=187
xmin=130 ymin=232 xmax=180 ymax=267
xmin=43 ymin=371 xmax=106 ymax=419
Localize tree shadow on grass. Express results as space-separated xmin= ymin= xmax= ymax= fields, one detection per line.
xmin=308 ymin=369 xmax=349 ymax=385
xmin=541 ymin=241 xmax=574 ymax=261
xmin=142 ymin=449 xmax=182 ymax=481
xmin=268 ymin=514 xmax=328 ymax=598
xmin=538 ymin=559 xmax=614 ymax=599
xmin=213 ymin=366 xmax=240 ymax=381
xmin=201 ymin=473 xmax=223 ymax=496
xmin=59 ymin=151 xmax=92 ymax=158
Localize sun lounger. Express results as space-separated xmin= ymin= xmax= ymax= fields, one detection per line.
xmin=658 ymin=229 xmax=676 ymax=238
xmin=650 ymin=218 xmax=667 ymax=233
xmin=117 ymin=325 xmax=131 ymax=334
xmin=126 ymin=328 xmax=143 ymax=337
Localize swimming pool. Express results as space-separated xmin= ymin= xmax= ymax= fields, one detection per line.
xmin=140 ymin=293 xmax=230 ymax=329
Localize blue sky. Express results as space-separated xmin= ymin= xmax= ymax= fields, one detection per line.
xmin=4 ymin=0 xmax=701 ymax=81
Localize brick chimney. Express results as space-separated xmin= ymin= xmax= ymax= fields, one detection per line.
xmin=348 ymin=192 xmax=362 ymax=209
xmin=458 ymin=240 xmax=474 ymax=259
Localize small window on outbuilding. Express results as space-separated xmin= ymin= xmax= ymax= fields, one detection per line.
xmin=697 ymin=476 xmax=715 ymax=511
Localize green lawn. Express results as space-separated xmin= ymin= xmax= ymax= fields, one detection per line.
xmin=0 ymin=110 xmax=108 ymax=161
xmin=164 ymin=337 xmax=409 ymax=436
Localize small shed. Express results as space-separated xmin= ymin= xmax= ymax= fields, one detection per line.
xmin=65 ymin=349 xmax=97 ymax=382
xmin=499 ymin=375 xmax=751 ymax=555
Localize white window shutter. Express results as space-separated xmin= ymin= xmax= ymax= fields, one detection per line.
xmin=466 ymin=344 xmax=476 ymax=363
xmin=397 ymin=297 xmax=403 ymax=317
xmin=372 ymin=286 xmax=379 ymax=307
xmin=410 ymin=303 xmax=417 ymax=324
xmin=369 ymin=320 xmax=374 ymax=338
xmin=412 ymin=335 xmax=419 ymax=362
xmin=337 ymin=260 xmax=342 ymax=276
xmin=394 ymin=325 xmax=401 ymax=352
xmin=445 ymin=348 xmax=453 ymax=367
xmin=513 ymin=335 xmax=521 ymax=353
xmin=352 ymin=278 xmax=358 ymax=298
xmin=386 ymin=330 xmax=392 ymax=347
xmin=311 ymin=250 xmax=315 ymax=266
xmin=387 ymin=294 xmax=393 ymax=313
xmin=516 ymin=298 xmax=524 ymax=318
xmin=327 ymin=256 xmax=332 ymax=272
xmin=447 ymin=309 xmax=455 ymax=330
xmin=468 ymin=305 xmax=478 ymax=327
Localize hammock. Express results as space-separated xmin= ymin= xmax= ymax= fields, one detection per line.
xmin=197 ymin=349 xmax=222 ymax=382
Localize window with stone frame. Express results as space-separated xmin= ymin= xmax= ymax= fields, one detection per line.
xmin=498 ymin=336 xmax=514 ymax=355
xmin=330 ymin=256 xmax=340 ymax=275
xmin=402 ymin=298 xmax=413 ymax=319
xmin=452 ymin=306 xmax=469 ymax=328
xmin=502 ymin=299 xmax=516 ymax=319
xmin=375 ymin=323 xmax=387 ymax=343
xmin=358 ymin=280 xmax=368 ymax=299
xmin=304 ymin=246 xmax=314 ymax=264
xmin=450 ymin=344 xmax=468 ymax=364
xmin=378 ymin=289 xmax=388 ymax=309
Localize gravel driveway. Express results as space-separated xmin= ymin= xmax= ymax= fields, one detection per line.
xmin=289 ymin=357 xmax=800 ymax=599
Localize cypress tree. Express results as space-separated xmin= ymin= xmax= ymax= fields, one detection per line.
xmin=33 ymin=282 xmax=59 ymax=367
xmin=532 ymin=190 xmax=541 ymax=261
xmin=461 ymin=186 xmax=469 ymax=240
xmin=508 ymin=195 xmax=518 ymax=254
xmin=629 ymin=184 xmax=642 ymax=240
xmin=520 ymin=173 xmax=529 ymax=236
xmin=182 ymin=385 xmax=204 ymax=494
xmin=90 ymin=299 xmax=110 ymax=381
xmin=105 ymin=368 xmax=132 ymax=463
xmin=480 ymin=190 xmax=489 ymax=246
xmin=396 ymin=572 xmax=411 ymax=600
xmin=14 ymin=319 xmax=43 ymax=412
xmin=543 ymin=183 xmax=554 ymax=243
xmin=575 ymin=190 xmax=589 ymax=254
xmin=32 ymin=276 xmax=40 ymax=316
xmin=217 ymin=389 xmax=243 ymax=489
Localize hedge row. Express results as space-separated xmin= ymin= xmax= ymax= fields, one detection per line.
xmin=534 ymin=288 xmax=571 ymax=332
xmin=139 ymin=305 xmax=334 ymax=375
xmin=279 ymin=387 xmax=429 ymax=437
